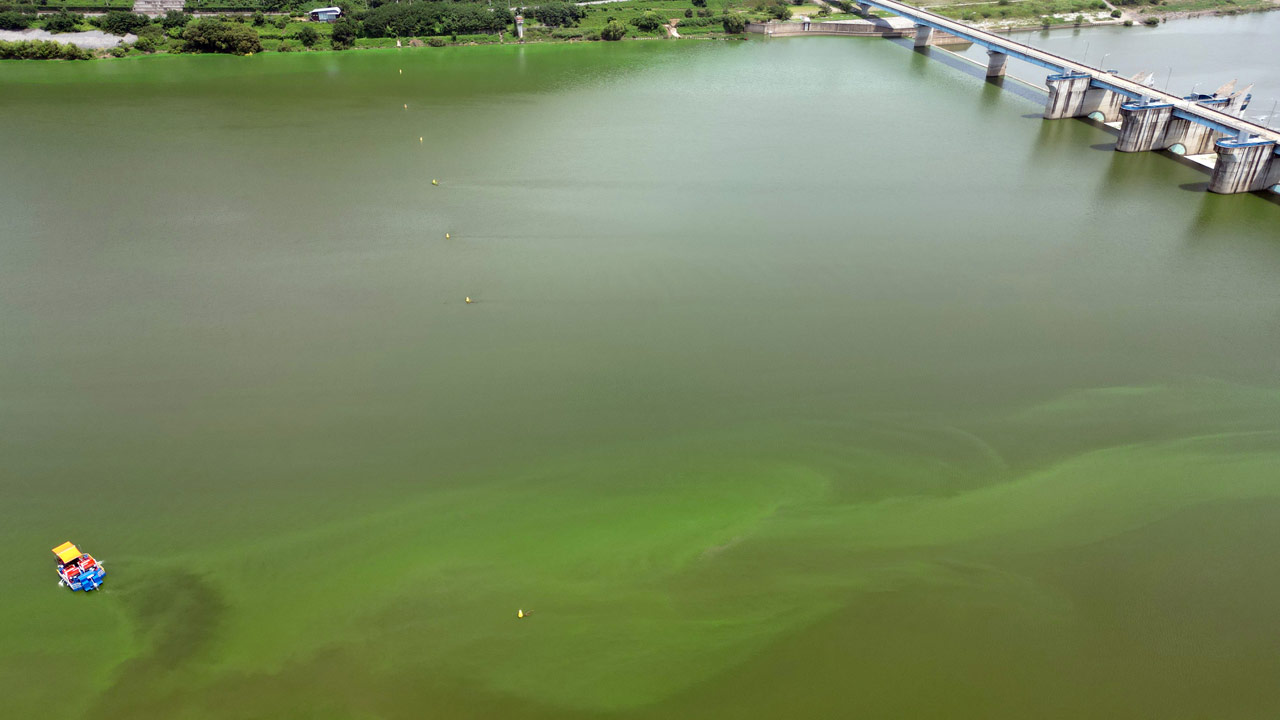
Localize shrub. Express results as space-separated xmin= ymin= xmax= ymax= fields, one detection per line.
xmin=182 ymin=19 xmax=262 ymax=54
xmin=531 ymin=2 xmax=585 ymax=28
xmin=135 ymin=23 xmax=163 ymax=40
xmin=252 ymin=11 xmax=265 ymax=26
xmin=696 ymin=8 xmax=712 ymax=16
xmin=1073 ymin=13 xmax=1084 ymax=24
xmin=1142 ymin=15 xmax=1158 ymax=24
xmin=721 ymin=14 xmax=745 ymax=32
xmin=330 ymin=17 xmax=357 ymax=48
xmin=360 ymin=3 xmax=510 ymax=38
xmin=0 ymin=10 xmax=32 ymax=30
xmin=277 ymin=40 xmax=293 ymax=51
xmin=134 ymin=35 xmax=156 ymax=52
xmin=294 ymin=24 xmax=318 ymax=46
xmin=600 ymin=20 xmax=625 ymax=40
xmin=274 ymin=17 xmax=287 ymax=29
xmin=631 ymin=11 xmax=662 ymax=31
xmin=427 ymin=35 xmax=446 ymax=46
xmin=768 ymin=3 xmax=791 ymax=20
xmin=1123 ymin=18 xmax=1133 ymax=25
xmin=109 ymin=44 xmax=127 ymax=57
xmin=692 ymin=0 xmax=706 ymax=6
xmin=684 ymin=8 xmax=692 ymax=17
xmin=98 ymin=11 xmax=150 ymax=36
xmin=0 ymin=38 xmax=90 ymax=59
xmin=161 ymin=10 xmax=192 ymax=30
xmin=43 ymin=11 xmax=81 ymax=33
xmin=1110 ymin=9 xmax=1121 ymax=16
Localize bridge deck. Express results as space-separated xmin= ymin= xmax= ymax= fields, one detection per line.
xmin=861 ymin=0 xmax=1280 ymax=145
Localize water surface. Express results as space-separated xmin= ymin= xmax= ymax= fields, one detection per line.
xmin=2 ymin=27 xmax=1279 ymax=720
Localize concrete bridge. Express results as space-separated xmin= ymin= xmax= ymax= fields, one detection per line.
xmin=851 ymin=0 xmax=1280 ymax=194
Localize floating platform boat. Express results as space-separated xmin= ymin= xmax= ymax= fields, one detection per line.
xmin=53 ymin=541 xmax=105 ymax=592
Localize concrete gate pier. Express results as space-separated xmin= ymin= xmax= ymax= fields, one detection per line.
xmin=1116 ymin=102 xmax=1173 ymax=152
xmin=1044 ymin=73 xmax=1092 ymax=119
xmin=1209 ymin=139 xmax=1280 ymax=194
xmin=1044 ymin=73 xmax=1125 ymax=122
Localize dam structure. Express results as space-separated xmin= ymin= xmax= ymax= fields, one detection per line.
xmin=836 ymin=0 xmax=1280 ymax=194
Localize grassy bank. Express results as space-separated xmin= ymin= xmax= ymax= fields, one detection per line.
xmin=918 ymin=0 xmax=1280 ymax=28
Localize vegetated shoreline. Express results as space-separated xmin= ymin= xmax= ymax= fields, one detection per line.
xmin=0 ymin=1 xmax=749 ymax=60
xmin=990 ymin=3 xmax=1280 ymax=34
xmin=1 ymin=0 xmax=1275 ymax=61
xmin=0 ymin=31 xmax=741 ymax=62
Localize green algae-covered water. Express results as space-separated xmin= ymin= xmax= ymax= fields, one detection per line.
xmin=2 ymin=31 xmax=1279 ymax=720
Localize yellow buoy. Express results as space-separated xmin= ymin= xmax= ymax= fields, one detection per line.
xmin=517 ymin=609 xmax=524 ymax=618
xmin=419 ymin=137 xmax=424 ymax=143
xmin=404 ymin=104 xmax=408 ymax=109
xmin=445 ymin=233 xmax=451 ymax=239
xmin=465 ymin=297 xmax=472 ymax=304
xmin=431 ymin=179 xmax=438 ymax=186
xmin=399 ymin=69 xmax=403 ymax=74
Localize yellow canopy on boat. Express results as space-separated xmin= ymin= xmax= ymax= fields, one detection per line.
xmin=53 ymin=542 xmax=81 ymax=563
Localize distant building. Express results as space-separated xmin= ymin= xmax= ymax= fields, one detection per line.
xmin=309 ymin=7 xmax=343 ymax=22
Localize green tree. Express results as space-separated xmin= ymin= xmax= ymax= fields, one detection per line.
xmin=531 ymin=2 xmax=585 ymax=28
xmin=43 ymin=11 xmax=82 ymax=33
xmin=295 ymin=24 xmax=319 ymax=47
xmin=600 ymin=20 xmax=625 ymax=40
xmin=331 ymin=18 xmax=358 ymax=48
xmin=182 ymin=19 xmax=263 ymax=54
xmin=631 ymin=11 xmax=662 ymax=31
xmin=0 ymin=11 xmax=32 ymax=30
xmin=721 ymin=14 xmax=745 ymax=32
xmin=161 ymin=11 xmax=192 ymax=30
xmin=98 ymin=11 xmax=151 ymax=36
xmin=251 ymin=11 xmax=266 ymax=26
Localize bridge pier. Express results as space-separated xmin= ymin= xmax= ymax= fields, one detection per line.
xmin=1209 ymin=139 xmax=1280 ymax=194
xmin=1044 ymin=73 xmax=1092 ymax=119
xmin=857 ymin=2 xmax=873 ymax=17
xmin=986 ymin=50 xmax=1008 ymax=78
xmin=913 ymin=25 xmax=933 ymax=48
